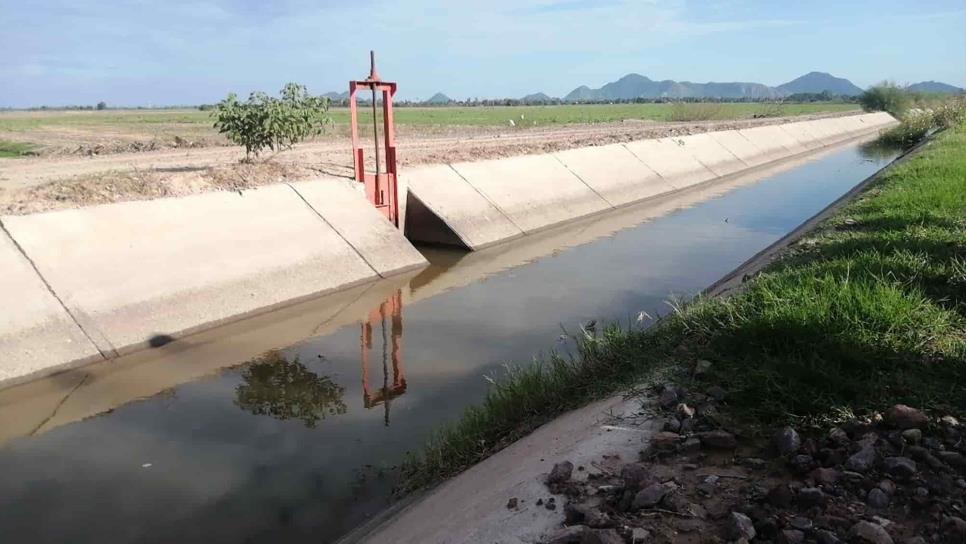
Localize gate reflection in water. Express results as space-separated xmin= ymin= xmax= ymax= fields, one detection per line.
xmin=360 ymin=290 xmax=406 ymax=426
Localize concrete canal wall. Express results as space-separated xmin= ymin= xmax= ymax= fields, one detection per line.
xmin=404 ymin=112 xmax=897 ymax=249
xmin=0 ymin=112 xmax=895 ymax=389
xmin=0 ymin=180 xmax=426 ymax=388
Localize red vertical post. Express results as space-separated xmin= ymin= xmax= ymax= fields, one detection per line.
xmin=349 ymin=51 xmax=399 ymax=227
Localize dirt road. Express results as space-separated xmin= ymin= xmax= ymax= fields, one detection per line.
xmin=0 ymin=111 xmax=858 ymax=215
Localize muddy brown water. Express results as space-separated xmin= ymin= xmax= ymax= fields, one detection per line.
xmin=0 ymin=143 xmax=899 ymax=543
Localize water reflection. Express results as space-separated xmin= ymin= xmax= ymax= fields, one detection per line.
xmin=360 ymin=290 xmax=406 ymax=426
xmin=859 ymin=139 xmax=905 ymax=160
xmin=232 ymin=289 xmax=409 ymax=428
xmin=234 ymin=351 xmax=347 ymax=428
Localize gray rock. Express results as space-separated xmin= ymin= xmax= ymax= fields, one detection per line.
xmin=547 ymin=461 xmax=575 ymax=485
xmin=663 ymin=417 xmax=681 ymax=433
xmin=620 ymin=463 xmax=650 ymax=489
xmin=651 ymin=432 xmax=681 ymax=450
xmin=884 ymin=404 xmax=928 ymax=429
xmin=781 ymin=529 xmax=806 ymax=544
xmin=740 ymin=457 xmax=767 ymax=470
xmin=774 ymin=426 xmax=802 ymax=455
xmin=632 ymin=483 xmax=668 ymax=509
xmin=658 ymin=386 xmax=681 ymax=408
xmin=630 ymin=527 xmax=651 ymax=543
xmin=850 ymin=520 xmax=894 ymax=544
xmin=698 ymin=430 xmax=738 ymax=449
xmin=878 ymin=479 xmax=897 ymax=495
xmin=883 ymin=456 xmax=917 ymax=480
xmin=726 ymin=511 xmax=756 ymax=540
xmin=828 ymin=427 xmax=850 ymax=447
xmin=581 ymin=528 xmax=623 ymax=544
xmin=942 ymin=516 xmax=966 ymax=541
xmin=938 ymin=450 xmax=966 ymax=470
xmin=789 ymin=516 xmax=813 ymax=531
xmin=866 ymin=487 xmax=890 ymax=508
xmin=902 ymin=538 xmax=925 ymax=544
xmin=810 ymin=467 xmax=841 ymax=485
xmin=660 ymin=489 xmax=691 ymax=514
xmin=797 ymin=487 xmax=826 ymax=508
xmin=681 ymin=437 xmax=701 ymax=453
xmin=546 ymin=525 xmax=589 ymax=544
xmin=789 ymin=454 xmax=815 ymax=473
xmin=845 ymin=446 xmax=877 ymax=472
xmin=900 ymin=428 xmax=922 ymax=444
xmin=814 ymin=529 xmax=842 ymax=544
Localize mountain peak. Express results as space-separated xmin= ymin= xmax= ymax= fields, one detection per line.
xmin=906 ymin=81 xmax=964 ymax=94
xmin=777 ymin=72 xmax=863 ymax=96
xmin=426 ymin=92 xmax=453 ymax=104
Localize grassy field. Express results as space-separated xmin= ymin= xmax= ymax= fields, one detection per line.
xmin=0 ymin=140 xmax=36 ymax=158
xmin=400 ymin=121 xmax=966 ymax=491
xmin=0 ymin=103 xmax=859 ymax=132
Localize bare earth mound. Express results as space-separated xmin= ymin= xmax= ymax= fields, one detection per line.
xmin=0 ymin=111 xmax=857 ymax=216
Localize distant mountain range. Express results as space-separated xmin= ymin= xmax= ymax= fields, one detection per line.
xmin=323 ymin=71 xmax=963 ymax=104
xmin=563 ymin=74 xmax=784 ymax=101
xmin=906 ymin=81 xmax=964 ymax=94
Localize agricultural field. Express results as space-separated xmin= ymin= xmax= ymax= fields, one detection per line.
xmin=0 ymin=102 xmax=860 ymax=156
xmin=0 ymin=102 xmax=862 ymax=216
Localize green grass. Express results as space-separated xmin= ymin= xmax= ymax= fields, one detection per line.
xmin=0 ymin=102 xmax=859 ymax=132
xmin=400 ymin=121 xmax=966 ymax=492
xmin=0 ymin=140 xmax=37 ymax=158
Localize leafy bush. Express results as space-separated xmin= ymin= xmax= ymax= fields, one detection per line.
xmin=212 ymin=83 xmax=331 ymax=160
xmin=96 ymin=101 xmax=107 ymax=111
xmin=879 ymin=97 xmax=966 ymax=148
xmin=859 ymin=83 xmax=910 ymax=117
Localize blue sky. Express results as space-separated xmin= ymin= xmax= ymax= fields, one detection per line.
xmin=2 ymin=0 xmax=964 ymax=107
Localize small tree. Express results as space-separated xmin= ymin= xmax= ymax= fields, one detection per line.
xmin=96 ymin=101 xmax=107 ymax=110
xmin=859 ymin=83 xmax=910 ymax=117
xmin=212 ymin=83 xmax=331 ymax=160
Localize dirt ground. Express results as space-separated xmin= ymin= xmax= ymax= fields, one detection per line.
xmin=0 ymin=111 xmax=857 ymax=215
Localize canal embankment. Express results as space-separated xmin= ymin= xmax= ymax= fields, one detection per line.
xmin=0 ymin=113 xmax=895 ymax=390
xmin=361 ymin=121 xmax=965 ymax=543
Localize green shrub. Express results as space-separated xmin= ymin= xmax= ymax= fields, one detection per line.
xmin=859 ymin=83 xmax=910 ymax=117
xmin=212 ymin=83 xmax=331 ymax=160
xmin=879 ymin=98 xmax=966 ymax=148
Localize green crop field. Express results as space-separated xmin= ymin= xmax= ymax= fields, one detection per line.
xmin=0 ymin=102 xmax=860 ymax=156
xmin=0 ymin=102 xmax=859 ymax=132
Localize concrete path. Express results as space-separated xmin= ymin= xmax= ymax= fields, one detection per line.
xmin=347 ymin=396 xmax=660 ymax=544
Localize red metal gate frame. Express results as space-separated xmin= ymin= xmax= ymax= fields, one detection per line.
xmin=349 ymin=51 xmax=399 ymax=227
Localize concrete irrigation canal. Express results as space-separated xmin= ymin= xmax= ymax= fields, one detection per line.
xmin=0 ymin=114 xmax=899 ymax=543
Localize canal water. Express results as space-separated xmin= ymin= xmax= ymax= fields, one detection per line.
xmin=0 ymin=143 xmax=898 ymax=543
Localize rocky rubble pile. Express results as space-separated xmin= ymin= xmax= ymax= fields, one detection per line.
xmin=534 ymin=373 xmax=966 ymax=544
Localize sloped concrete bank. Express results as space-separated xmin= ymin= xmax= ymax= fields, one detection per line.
xmin=403 ymin=112 xmax=897 ymax=249
xmin=0 ymin=180 xmax=427 ymax=389
xmin=0 ymin=112 xmax=895 ymax=390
